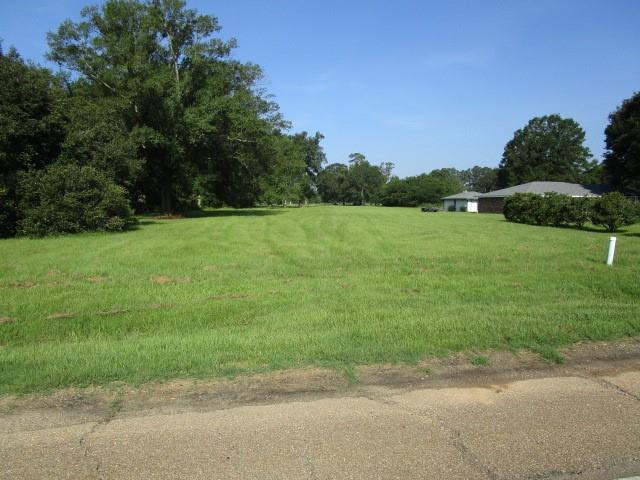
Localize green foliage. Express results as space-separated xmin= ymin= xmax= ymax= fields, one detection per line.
xmin=0 ymin=46 xmax=67 ymax=236
xmin=343 ymin=156 xmax=386 ymax=205
xmin=17 ymin=163 xmax=134 ymax=236
xmin=380 ymin=171 xmax=463 ymax=207
xmin=591 ymin=192 xmax=639 ymax=232
xmin=317 ymin=163 xmax=349 ymax=204
xmin=470 ymin=355 xmax=489 ymax=366
xmin=460 ymin=166 xmax=499 ymax=192
xmin=504 ymin=191 xmax=639 ymax=231
xmin=530 ymin=345 xmax=564 ymax=364
xmin=0 ymin=187 xmax=16 ymax=238
xmin=46 ymin=0 xmax=291 ymax=213
xmin=459 ymin=205 xmax=467 ymax=212
xmin=498 ymin=115 xmax=595 ymax=188
xmin=260 ymin=133 xmax=309 ymax=206
xmin=57 ymin=96 xmax=141 ymax=190
xmin=504 ymin=193 xmax=537 ymax=224
xmin=566 ymin=196 xmax=594 ymax=229
xmin=603 ymin=91 xmax=640 ymax=191
xmin=317 ymin=155 xmax=386 ymax=205
xmin=447 ymin=205 xmax=456 ymax=212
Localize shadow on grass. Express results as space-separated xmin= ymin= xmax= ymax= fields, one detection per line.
xmin=575 ymin=225 xmax=639 ymax=237
xmin=499 ymin=218 xmax=640 ymax=236
xmin=184 ymin=208 xmax=284 ymax=218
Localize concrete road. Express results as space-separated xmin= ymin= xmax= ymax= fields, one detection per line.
xmin=2 ymin=366 xmax=640 ymax=479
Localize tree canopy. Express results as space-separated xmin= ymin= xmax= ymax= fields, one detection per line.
xmin=0 ymin=0 xmax=328 ymax=236
xmin=46 ymin=0 xmax=293 ymax=211
xmin=603 ymin=91 xmax=640 ymax=192
xmin=497 ymin=115 xmax=597 ymax=188
xmin=0 ymin=46 xmax=67 ymax=236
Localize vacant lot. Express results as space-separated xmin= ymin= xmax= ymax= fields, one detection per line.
xmin=1 ymin=206 xmax=639 ymax=394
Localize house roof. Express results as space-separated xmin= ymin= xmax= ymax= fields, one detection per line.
xmin=441 ymin=191 xmax=481 ymax=200
xmin=479 ymin=182 xmax=612 ymax=198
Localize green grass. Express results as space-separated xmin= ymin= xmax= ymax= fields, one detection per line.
xmin=469 ymin=355 xmax=490 ymax=367
xmin=1 ymin=206 xmax=639 ymax=394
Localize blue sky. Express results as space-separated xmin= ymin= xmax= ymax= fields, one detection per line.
xmin=1 ymin=1 xmax=639 ymax=177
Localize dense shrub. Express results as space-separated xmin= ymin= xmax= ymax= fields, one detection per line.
xmin=459 ymin=205 xmax=467 ymax=212
xmin=0 ymin=187 xmax=17 ymax=237
xmin=17 ymin=164 xmax=134 ymax=236
xmin=447 ymin=205 xmax=456 ymax=212
xmin=504 ymin=191 xmax=639 ymax=231
xmin=503 ymin=193 xmax=540 ymax=224
xmin=591 ymin=192 xmax=639 ymax=232
xmin=566 ymin=196 xmax=594 ymax=229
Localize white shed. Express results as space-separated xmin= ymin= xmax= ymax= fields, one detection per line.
xmin=441 ymin=191 xmax=480 ymax=212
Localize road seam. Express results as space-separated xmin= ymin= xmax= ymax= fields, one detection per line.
xmin=78 ymin=397 xmax=123 ymax=479
xmin=360 ymin=392 xmax=500 ymax=480
xmin=569 ymin=368 xmax=640 ymax=402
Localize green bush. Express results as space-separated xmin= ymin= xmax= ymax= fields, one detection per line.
xmin=17 ymin=164 xmax=134 ymax=236
xmin=543 ymin=192 xmax=572 ymax=227
xmin=504 ymin=193 xmax=541 ymax=224
xmin=504 ymin=191 xmax=639 ymax=232
xmin=592 ymin=192 xmax=639 ymax=232
xmin=459 ymin=205 xmax=467 ymax=212
xmin=566 ymin=196 xmax=594 ymax=229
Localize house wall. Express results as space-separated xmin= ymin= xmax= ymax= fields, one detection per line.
xmin=478 ymin=197 xmax=505 ymax=213
xmin=443 ymin=199 xmax=477 ymax=212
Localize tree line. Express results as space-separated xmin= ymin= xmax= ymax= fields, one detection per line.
xmin=314 ymin=99 xmax=640 ymax=208
xmin=0 ymin=0 xmax=326 ymax=237
xmin=1 ymin=0 xmax=638 ymax=237
xmin=316 ymin=160 xmax=498 ymax=207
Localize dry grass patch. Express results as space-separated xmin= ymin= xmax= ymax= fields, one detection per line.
xmin=150 ymin=275 xmax=191 ymax=285
xmin=97 ymin=308 xmax=130 ymax=316
xmin=8 ymin=281 xmax=37 ymax=289
xmin=46 ymin=312 xmax=74 ymax=320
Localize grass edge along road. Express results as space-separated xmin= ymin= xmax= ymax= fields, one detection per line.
xmin=1 ymin=206 xmax=639 ymax=395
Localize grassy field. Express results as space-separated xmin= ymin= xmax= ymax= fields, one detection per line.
xmin=1 ymin=206 xmax=639 ymax=394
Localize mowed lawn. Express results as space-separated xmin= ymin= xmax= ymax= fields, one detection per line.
xmin=1 ymin=206 xmax=639 ymax=394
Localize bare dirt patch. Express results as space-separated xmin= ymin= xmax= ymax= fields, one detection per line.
xmin=154 ymin=213 xmax=184 ymax=220
xmin=202 ymin=265 xmax=219 ymax=272
xmin=0 ymin=316 xmax=16 ymax=324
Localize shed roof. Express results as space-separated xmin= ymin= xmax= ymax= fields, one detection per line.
xmin=479 ymin=182 xmax=611 ymax=198
xmin=441 ymin=191 xmax=481 ymax=200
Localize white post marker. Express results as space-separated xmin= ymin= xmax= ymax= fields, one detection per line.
xmin=606 ymin=236 xmax=617 ymax=266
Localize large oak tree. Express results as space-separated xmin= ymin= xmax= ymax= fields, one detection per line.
xmin=603 ymin=92 xmax=640 ymax=192
xmin=497 ymin=115 xmax=596 ymax=188
xmin=47 ymin=0 xmax=286 ymax=211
